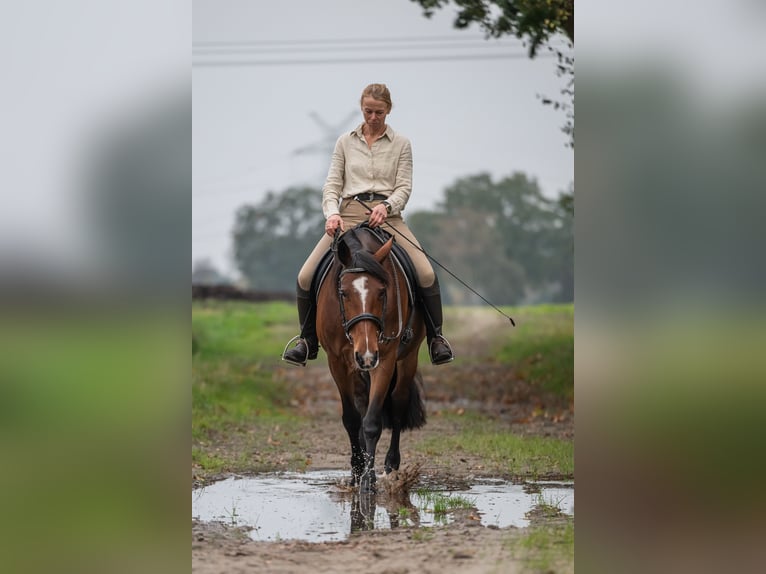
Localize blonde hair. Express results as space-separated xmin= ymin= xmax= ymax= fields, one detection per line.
xmin=360 ymin=83 xmax=393 ymax=112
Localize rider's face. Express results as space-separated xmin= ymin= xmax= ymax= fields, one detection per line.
xmin=361 ymin=97 xmax=389 ymax=131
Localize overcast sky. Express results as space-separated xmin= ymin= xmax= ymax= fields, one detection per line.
xmin=193 ymin=0 xmax=574 ymax=276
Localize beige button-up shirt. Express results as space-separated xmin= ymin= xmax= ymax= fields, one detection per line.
xmin=321 ymin=123 xmax=413 ymax=218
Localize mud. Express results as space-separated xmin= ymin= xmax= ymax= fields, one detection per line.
xmin=193 ymin=514 xmax=531 ymax=574
xmin=193 ymin=310 xmax=574 ymax=573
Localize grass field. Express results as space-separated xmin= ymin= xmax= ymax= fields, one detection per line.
xmin=494 ymin=304 xmax=574 ymax=398
xmin=192 ymin=300 xmax=573 ymax=478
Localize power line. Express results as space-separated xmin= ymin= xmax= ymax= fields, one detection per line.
xmin=194 ymin=41 xmax=528 ymax=55
xmin=194 ymin=51 xmax=557 ymax=68
xmin=193 ymin=35 xmax=506 ymax=48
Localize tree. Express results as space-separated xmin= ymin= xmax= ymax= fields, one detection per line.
xmin=411 ymin=0 xmax=574 ymax=147
xmin=232 ymin=186 xmax=324 ymax=291
xmin=411 ymin=0 xmax=573 ymax=55
xmin=550 ymin=183 xmax=573 ymax=301
xmin=408 ymin=172 xmax=573 ymax=304
xmin=230 ymin=175 xmax=572 ymax=302
xmin=192 ymin=258 xmax=230 ymax=285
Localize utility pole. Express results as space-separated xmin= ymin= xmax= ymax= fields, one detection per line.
xmin=292 ymin=110 xmax=357 ymax=186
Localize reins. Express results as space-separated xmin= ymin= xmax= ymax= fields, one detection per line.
xmin=353 ymin=196 xmax=516 ymax=327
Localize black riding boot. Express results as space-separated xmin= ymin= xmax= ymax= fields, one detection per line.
xmin=420 ymin=277 xmax=455 ymax=365
xmin=282 ymin=285 xmax=319 ymax=367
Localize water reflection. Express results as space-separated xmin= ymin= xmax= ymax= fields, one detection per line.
xmin=350 ymin=492 xmax=375 ymax=532
xmin=191 ymin=470 xmax=573 ymax=543
xmin=346 ymin=491 xmax=421 ymax=534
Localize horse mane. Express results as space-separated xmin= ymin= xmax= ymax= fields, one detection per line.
xmin=338 ymin=226 xmax=389 ymax=285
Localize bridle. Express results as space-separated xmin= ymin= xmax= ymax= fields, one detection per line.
xmin=337 ymin=262 xmax=404 ymax=345
xmin=331 ymin=226 xmax=406 ymax=346
xmin=338 ymin=267 xmax=386 ymax=344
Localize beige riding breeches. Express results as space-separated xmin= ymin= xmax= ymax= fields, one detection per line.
xmin=297 ymin=198 xmax=435 ymax=291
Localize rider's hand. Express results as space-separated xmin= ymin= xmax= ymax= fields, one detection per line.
xmin=325 ymin=214 xmax=345 ymax=237
xmin=367 ymin=204 xmax=388 ymax=228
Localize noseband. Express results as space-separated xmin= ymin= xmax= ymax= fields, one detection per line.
xmin=337 ymin=267 xmax=388 ymax=344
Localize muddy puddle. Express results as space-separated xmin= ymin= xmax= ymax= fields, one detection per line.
xmin=192 ymin=470 xmax=573 ymax=543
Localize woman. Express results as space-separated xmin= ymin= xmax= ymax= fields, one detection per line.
xmin=282 ymin=83 xmax=454 ymax=366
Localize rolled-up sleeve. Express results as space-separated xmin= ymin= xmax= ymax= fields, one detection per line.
xmin=321 ymin=137 xmax=345 ymax=218
xmin=387 ymin=139 xmax=412 ymax=215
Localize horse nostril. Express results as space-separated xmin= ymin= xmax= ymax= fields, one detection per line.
xmin=355 ymin=351 xmax=379 ymax=370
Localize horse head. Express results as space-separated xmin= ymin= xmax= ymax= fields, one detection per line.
xmin=336 ymin=231 xmax=394 ymax=371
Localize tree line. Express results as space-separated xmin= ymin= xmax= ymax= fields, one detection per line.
xmin=229 ymin=171 xmax=572 ymax=306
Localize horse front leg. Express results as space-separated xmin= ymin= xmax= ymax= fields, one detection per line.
xmin=341 ymin=397 xmax=365 ymax=486
xmin=360 ymin=365 xmax=395 ymax=493
xmin=330 ymin=360 xmax=366 ymax=486
xmin=360 ymin=410 xmax=381 ymax=493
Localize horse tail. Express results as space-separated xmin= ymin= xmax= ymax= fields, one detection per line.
xmin=404 ymin=370 xmax=427 ymax=430
xmin=381 ymin=368 xmax=427 ymax=431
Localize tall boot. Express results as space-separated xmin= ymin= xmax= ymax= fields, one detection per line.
xmin=281 ymin=285 xmax=319 ymax=367
xmin=420 ymin=277 xmax=455 ymax=365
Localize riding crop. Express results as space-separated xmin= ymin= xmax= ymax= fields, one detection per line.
xmin=353 ymin=196 xmax=516 ymax=326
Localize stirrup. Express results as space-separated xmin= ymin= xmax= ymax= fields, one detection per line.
xmin=428 ymin=335 xmax=454 ymax=365
xmin=281 ymin=335 xmax=309 ymax=367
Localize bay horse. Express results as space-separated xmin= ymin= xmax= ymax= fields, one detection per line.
xmin=316 ymin=224 xmax=426 ymax=493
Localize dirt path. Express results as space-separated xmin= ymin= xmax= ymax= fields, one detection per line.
xmin=193 ymin=513 xmax=530 ymax=574
xmin=193 ymin=313 xmax=573 ymax=573
xmin=270 ymin=354 xmax=573 ymax=481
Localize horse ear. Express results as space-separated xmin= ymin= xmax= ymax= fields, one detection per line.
xmin=373 ymin=237 xmax=394 ymax=263
xmin=337 ymin=238 xmax=352 ymax=266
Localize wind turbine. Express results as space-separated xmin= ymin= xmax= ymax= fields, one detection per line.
xmin=292 ymin=110 xmax=358 ymax=186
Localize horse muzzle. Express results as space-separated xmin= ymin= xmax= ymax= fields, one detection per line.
xmin=354 ymin=349 xmax=379 ymax=371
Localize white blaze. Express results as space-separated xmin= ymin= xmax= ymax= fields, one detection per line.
xmin=352 ymin=276 xmax=368 ymax=313
xmin=351 ymin=276 xmax=375 ymax=364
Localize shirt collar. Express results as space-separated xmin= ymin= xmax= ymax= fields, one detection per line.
xmin=351 ymin=123 xmax=395 ymax=140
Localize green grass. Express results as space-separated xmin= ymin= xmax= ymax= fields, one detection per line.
xmin=416 ymin=416 xmax=573 ymax=479
xmin=510 ymin=518 xmax=574 ymax=573
xmin=436 ymin=304 xmax=573 ymax=398
xmin=193 ymin=360 xmax=290 ymax=438
xmin=192 ymin=301 xmax=308 ymax=475
xmin=496 ymin=304 xmax=573 ymax=398
xmin=508 ymin=483 xmax=574 ymax=572
xmin=192 ymin=300 xmax=304 ymax=363
xmin=414 ymin=489 xmax=475 ymax=515
xmin=530 ymin=492 xmax=568 ymax=519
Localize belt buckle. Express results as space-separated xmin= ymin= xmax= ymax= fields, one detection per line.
xmin=366 ymin=192 xmax=374 ymax=201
